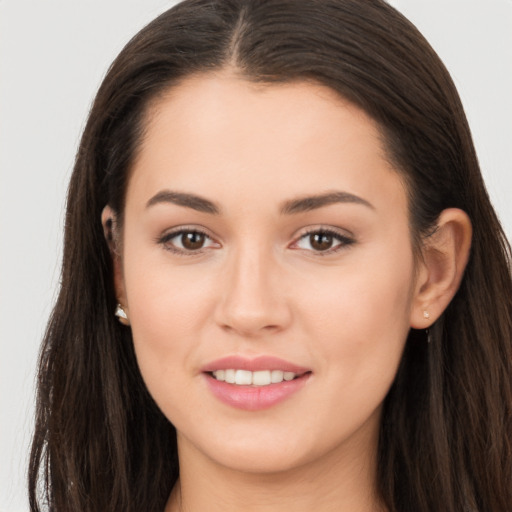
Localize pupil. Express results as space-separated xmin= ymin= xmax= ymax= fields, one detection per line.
xmin=310 ymin=233 xmax=333 ymax=251
xmin=182 ymin=232 xmax=205 ymax=250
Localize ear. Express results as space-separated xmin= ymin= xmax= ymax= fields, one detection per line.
xmin=101 ymin=205 xmax=128 ymax=315
xmin=410 ymin=208 xmax=472 ymax=328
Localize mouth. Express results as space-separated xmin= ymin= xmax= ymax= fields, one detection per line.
xmin=208 ymin=369 xmax=308 ymax=386
xmin=202 ymin=356 xmax=312 ymax=411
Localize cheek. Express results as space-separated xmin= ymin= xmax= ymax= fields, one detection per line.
xmin=121 ymin=249 xmax=217 ymax=387
xmin=125 ymin=236 xmax=214 ymax=326
xmin=298 ymin=243 xmax=416 ymax=371
xmin=290 ymin=249 xmax=416 ymax=443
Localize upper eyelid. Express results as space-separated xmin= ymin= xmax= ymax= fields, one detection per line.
xmin=156 ymin=224 xmax=354 ymax=248
xmin=292 ymin=225 xmax=355 ymax=240
xmin=158 ymin=225 xmax=214 ymax=240
xmin=157 ymin=227 xmax=219 ymax=256
xmin=289 ymin=226 xmax=356 ymax=254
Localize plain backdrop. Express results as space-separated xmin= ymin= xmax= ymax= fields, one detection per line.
xmin=1 ymin=1 xmax=511 ymax=510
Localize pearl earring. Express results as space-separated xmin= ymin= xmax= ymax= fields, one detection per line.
xmin=423 ymin=310 xmax=430 ymax=320
xmin=115 ymin=303 xmax=130 ymax=325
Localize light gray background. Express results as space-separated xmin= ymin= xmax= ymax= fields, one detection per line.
xmin=1 ymin=1 xmax=511 ymax=510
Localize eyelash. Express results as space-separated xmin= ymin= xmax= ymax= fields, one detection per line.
xmin=157 ymin=227 xmax=217 ymax=256
xmin=157 ymin=227 xmax=355 ymax=256
xmin=292 ymin=227 xmax=355 ymax=255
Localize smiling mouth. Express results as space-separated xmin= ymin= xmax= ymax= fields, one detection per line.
xmin=209 ymin=369 xmax=309 ymax=386
xmin=204 ymin=360 xmax=312 ymax=410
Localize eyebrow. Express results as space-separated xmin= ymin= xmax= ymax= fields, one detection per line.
xmin=280 ymin=191 xmax=374 ymax=215
xmin=145 ymin=190 xmax=220 ymax=214
xmin=145 ymin=189 xmax=373 ymax=216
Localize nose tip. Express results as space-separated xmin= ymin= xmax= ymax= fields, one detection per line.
xmin=220 ymin=307 xmax=283 ymax=336
xmin=214 ymin=252 xmax=291 ymax=337
xmin=216 ymin=284 xmax=290 ymax=336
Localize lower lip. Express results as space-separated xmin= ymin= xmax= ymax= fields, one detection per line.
xmin=204 ymin=373 xmax=311 ymax=411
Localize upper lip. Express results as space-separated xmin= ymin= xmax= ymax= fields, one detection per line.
xmin=201 ymin=355 xmax=310 ymax=374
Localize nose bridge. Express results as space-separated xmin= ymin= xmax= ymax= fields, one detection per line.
xmin=216 ymin=239 xmax=289 ymax=335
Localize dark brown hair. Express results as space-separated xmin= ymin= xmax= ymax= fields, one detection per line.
xmin=29 ymin=1 xmax=512 ymax=511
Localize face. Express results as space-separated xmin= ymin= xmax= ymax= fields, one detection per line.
xmin=115 ymin=73 xmax=420 ymax=475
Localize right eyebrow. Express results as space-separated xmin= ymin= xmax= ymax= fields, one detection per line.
xmin=280 ymin=191 xmax=374 ymax=215
xmin=145 ymin=190 xmax=221 ymax=215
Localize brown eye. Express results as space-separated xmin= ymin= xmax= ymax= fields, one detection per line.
xmin=309 ymin=232 xmax=334 ymax=251
xmin=294 ymin=229 xmax=354 ymax=254
xmin=181 ymin=231 xmax=206 ymax=250
xmin=160 ymin=229 xmax=217 ymax=254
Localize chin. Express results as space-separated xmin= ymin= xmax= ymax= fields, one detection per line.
xmin=190 ymin=421 xmax=360 ymax=478
xmin=178 ymin=425 xmax=315 ymax=474
xmin=211 ymin=446 xmax=309 ymax=475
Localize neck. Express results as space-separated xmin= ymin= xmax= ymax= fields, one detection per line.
xmin=165 ymin=430 xmax=387 ymax=512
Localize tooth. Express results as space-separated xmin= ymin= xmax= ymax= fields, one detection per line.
xmin=213 ymin=369 xmax=225 ymax=381
xmin=252 ymin=370 xmax=271 ymax=386
xmin=271 ymin=370 xmax=284 ymax=383
xmin=235 ymin=369 xmax=252 ymax=385
xmin=214 ymin=368 xmax=299 ymax=385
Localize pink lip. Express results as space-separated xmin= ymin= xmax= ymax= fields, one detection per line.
xmin=202 ymin=355 xmax=312 ymax=411
xmin=201 ymin=355 xmax=310 ymax=374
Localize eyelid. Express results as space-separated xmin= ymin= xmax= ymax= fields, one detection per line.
xmin=289 ymin=226 xmax=355 ymax=254
xmin=156 ymin=224 xmax=354 ymax=256
xmin=156 ymin=225 xmax=221 ymax=255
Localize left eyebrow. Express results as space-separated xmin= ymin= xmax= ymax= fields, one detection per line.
xmin=145 ymin=190 xmax=221 ymax=214
xmin=280 ymin=191 xmax=374 ymax=215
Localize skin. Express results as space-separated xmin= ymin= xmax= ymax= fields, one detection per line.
xmin=103 ymin=71 xmax=471 ymax=512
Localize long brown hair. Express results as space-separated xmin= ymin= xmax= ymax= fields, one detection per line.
xmin=29 ymin=1 xmax=512 ymax=510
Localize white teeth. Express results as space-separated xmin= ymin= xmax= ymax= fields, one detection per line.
xmin=211 ymin=369 xmax=299 ymax=386
xmin=271 ymin=370 xmax=284 ymax=383
xmin=253 ymin=370 xmax=271 ymax=386
xmin=235 ymin=370 xmax=252 ymax=385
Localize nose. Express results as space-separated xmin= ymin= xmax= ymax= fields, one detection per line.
xmin=214 ymin=246 xmax=292 ymax=337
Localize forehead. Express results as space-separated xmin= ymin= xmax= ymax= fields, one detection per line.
xmin=127 ymin=72 xmax=407 ymax=217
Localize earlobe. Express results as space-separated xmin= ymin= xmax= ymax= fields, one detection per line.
xmin=410 ymin=208 xmax=472 ymax=329
xmin=101 ymin=205 xmax=128 ymax=313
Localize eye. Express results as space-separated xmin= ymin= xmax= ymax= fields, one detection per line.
xmin=293 ymin=228 xmax=354 ymax=253
xmin=158 ymin=228 xmax=219 ymax=254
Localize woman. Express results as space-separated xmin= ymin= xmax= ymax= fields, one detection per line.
xmin=29 ymin=1 xmax=512 ymax=511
